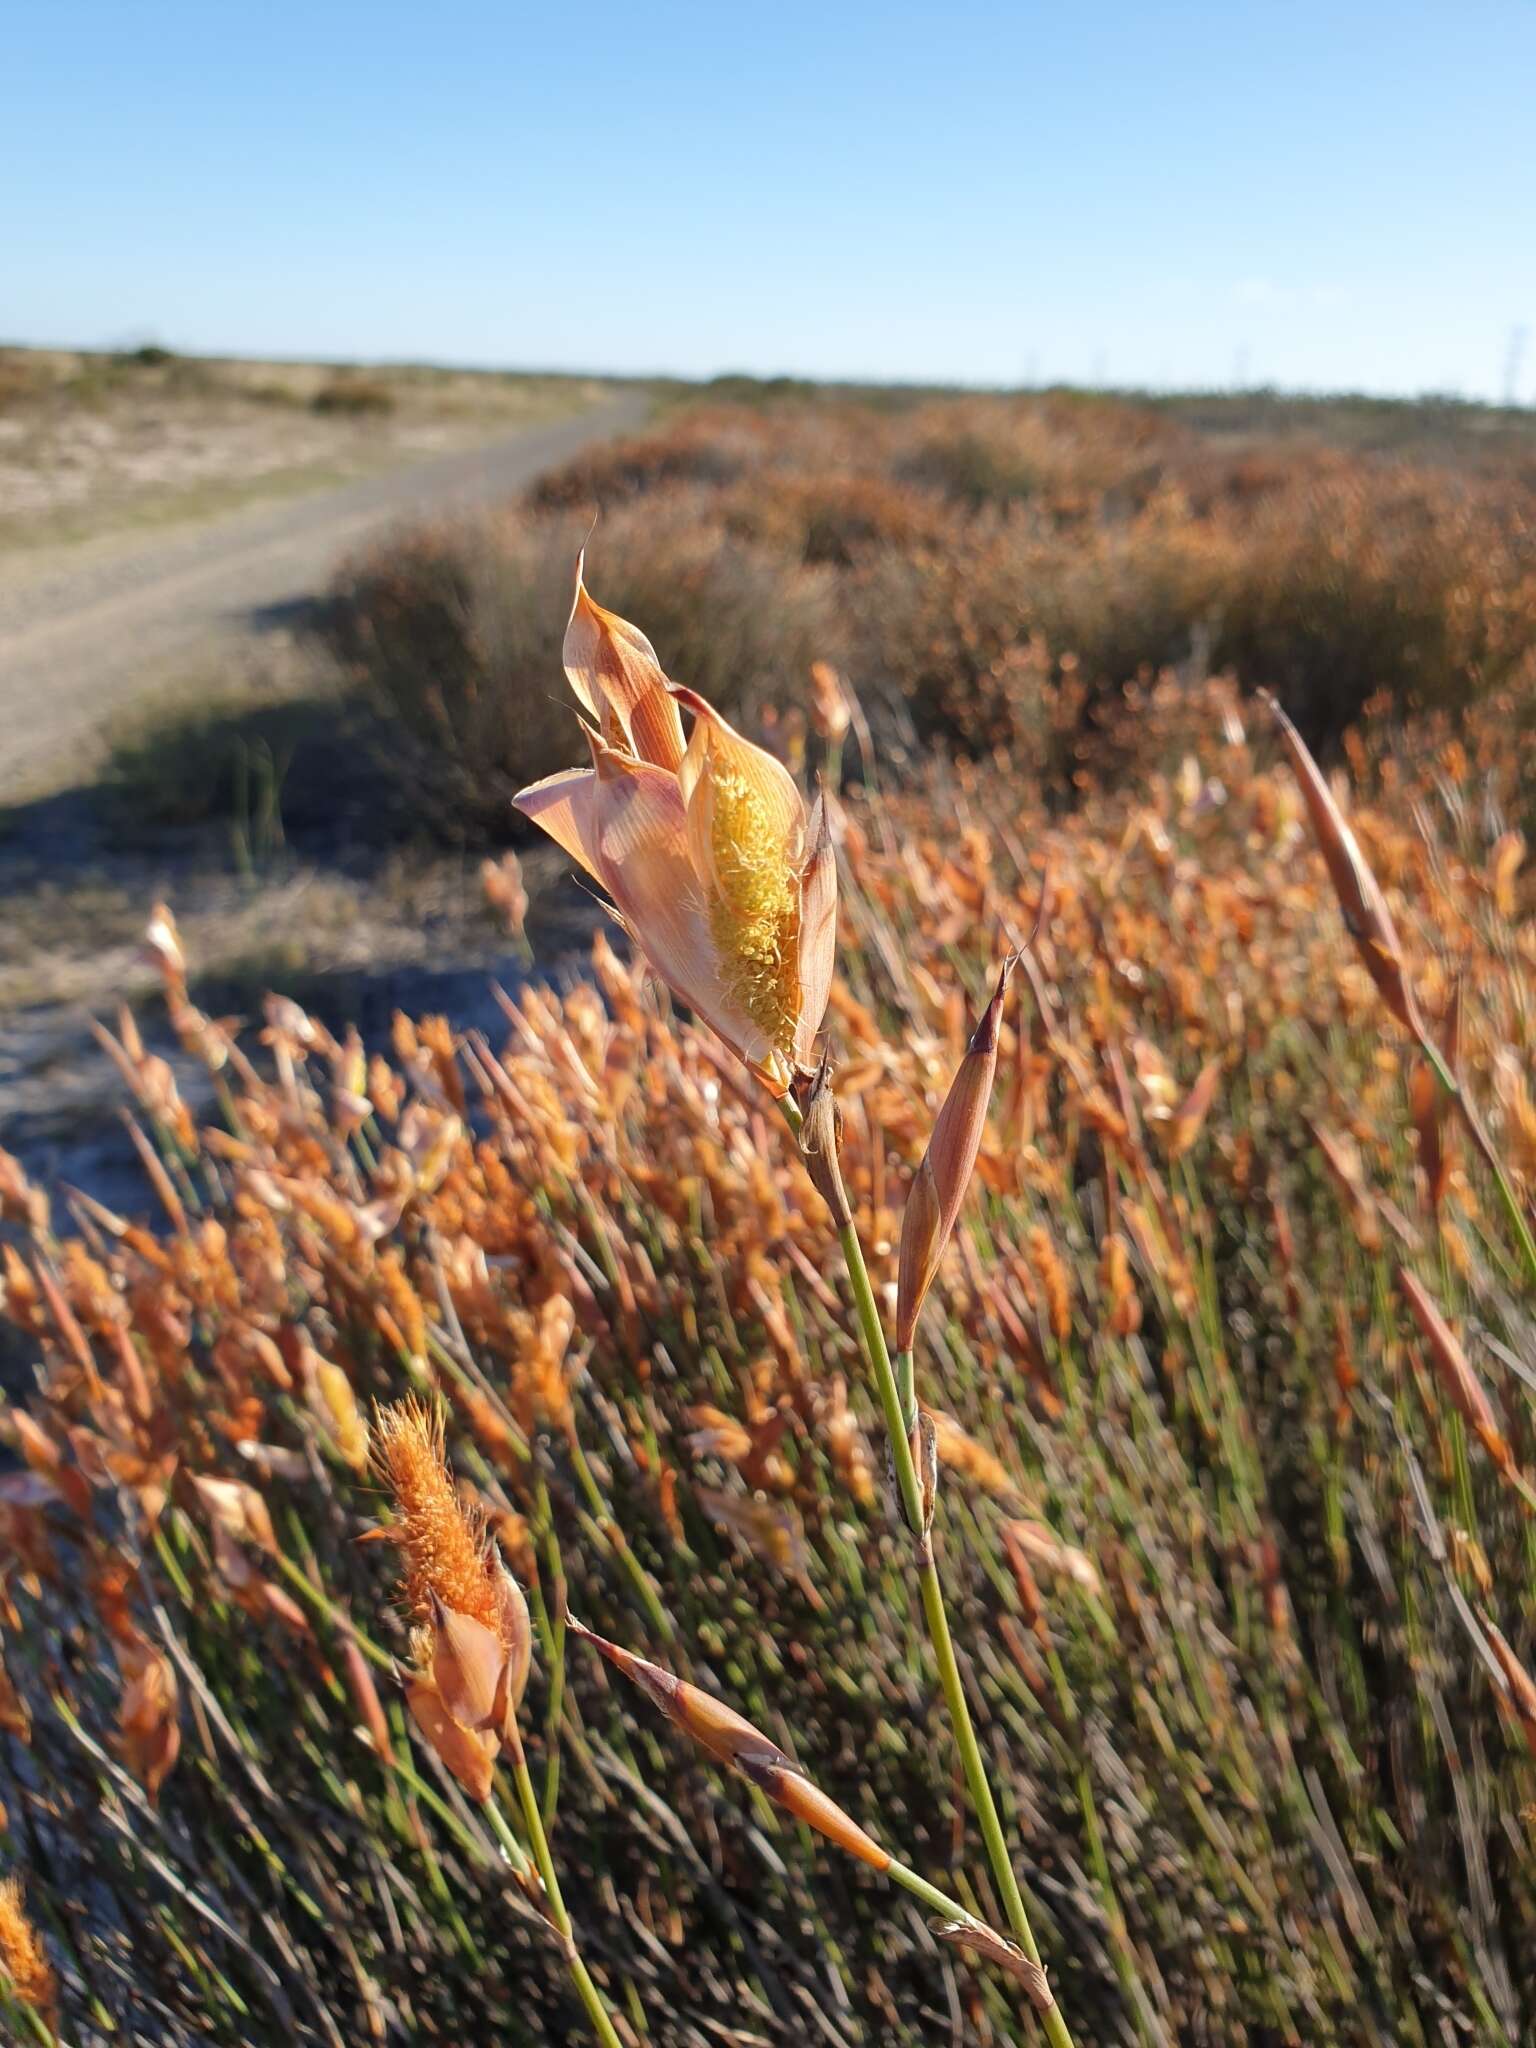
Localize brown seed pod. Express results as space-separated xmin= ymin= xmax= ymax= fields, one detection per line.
xmin=896 ymin=958 xmax=1015 ymax=1351
xmin=1397 ymin=1266 xmax=1510 ymax=1467
xmin=1262 ymin=691 xmax=1422 ymax=1038
xmin=566 ymin=1616 xmax=890 ymax=1871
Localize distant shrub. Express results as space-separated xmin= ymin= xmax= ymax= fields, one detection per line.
xmin=721 ymin=471 xmax=953 ymax=566
xmin=328 ymin=497 xmax=833 ymax=833
xmin=1210 ymin=470 xmax=1536 ymax=739
xmin=897 ymin=428 xmax=1047 ymax=511
xmin=529 ymin=414 xmax=767 ymax=509
xmin=852 ymin=504 xmax=1233 ymax=754
xmin=327 ymin=514 xmax=565 ymax=836
xmin=897 ymin=393 xmax=1175 ymax=518
xmin=0 ymin=354 xmax=42 ymax=412
xmin=311 ymin=375 xmax=396 ymax=417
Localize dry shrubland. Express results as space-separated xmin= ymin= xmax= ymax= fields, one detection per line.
xmin=3 ymin=391 xmax=1536 ymax=2045
xmin=330 ymin=391 xmax=1536 ymax=825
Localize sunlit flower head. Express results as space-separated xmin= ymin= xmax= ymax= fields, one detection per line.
xmin=514 ymin=556 xmax=837 ymax=1095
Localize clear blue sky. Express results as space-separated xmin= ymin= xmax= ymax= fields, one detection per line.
xmin=5 ymin=2 xmax=1534 ymax=398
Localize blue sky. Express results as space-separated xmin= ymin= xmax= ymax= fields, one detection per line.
xmin=5 ymin=2 xmax=1534 ymax=398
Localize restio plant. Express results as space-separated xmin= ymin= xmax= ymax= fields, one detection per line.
xmin=2 ymin=458 xmax=1536 ymax=2042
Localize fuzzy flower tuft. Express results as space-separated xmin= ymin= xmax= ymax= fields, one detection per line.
xmin=0 ymin=1874 xmax=56 ymax=2020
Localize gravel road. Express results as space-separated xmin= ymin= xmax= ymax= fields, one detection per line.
xmin=0 ymin=389 xmax=649 ymax=801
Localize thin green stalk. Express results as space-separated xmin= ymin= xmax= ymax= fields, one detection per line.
xmin=269 ymin=1551 xmax=392 ymax=1672
xmin=492 ymin=1747 xmax=624 ymax=2048
xmin=567 ymin=1424 xmax=676 ymax=1643
xmin=1038 ymin=1638 xmax=1161 ymax=2048
xmin=834 ymin=1217 xmax=1076 ymax=2048
xmin=894 ymin=1346 xmax=918 ymax=1438
xmin=2 ymin=2000 xmax=56 ymax=2048
xmin=885 ymin=1854 xmax=989 ymax=1926
xmin=1421 ymin=1038 xmax=1536 ymax=1290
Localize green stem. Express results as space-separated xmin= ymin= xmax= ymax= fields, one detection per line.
xmin=1422 ymin=1039 xmax=1536 ymax=1290
xmin=567 ymin=1425 xmax=676 ymax=1644
xmin=894 ymin=1346 xmax=918 ymax=1439
xmin=884 ymin=1855 xmax=985 ymax=1926
xmin=834 ymin=1219 xmax=1075 ymax=2047
xmin=493 ymin=1749 xmax=625 ymax=2048
xmin=270 ymin=1553 xmax=393 ymax=1671
xmin=7 ymin=2002 xmax=56 ymax=2048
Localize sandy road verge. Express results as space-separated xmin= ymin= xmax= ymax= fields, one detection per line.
xmin=0 ymin=390 xmax=649 ymax=801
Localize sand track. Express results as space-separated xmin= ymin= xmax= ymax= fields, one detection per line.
xmin=0 ymin=390 xmax=649 ymax=800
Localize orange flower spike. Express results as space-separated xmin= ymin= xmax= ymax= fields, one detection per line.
xmin=567 ymin=1616 xmax=890 ymax=1872
xmin=373 ymin=1399 xmax=533 ymax=1777
xmin=896 ymin=958 xmax=1015 ymax=1352
xmin=1397 ymin=1266 xmax=1510 ymax=1466
xmin=0 ymin=1874 xmax=57 ymax=2021
xmin=1262 ymin=692 xmax=1422 ymax=1037
xmin=372 ymin=1399 xmax=502 ymax=1636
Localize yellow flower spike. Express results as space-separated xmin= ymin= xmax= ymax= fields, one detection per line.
xmin=514 ymin=559 xmax=838 ymax=1096
xmin=672 ymin=682 xmax=809 ymax=1073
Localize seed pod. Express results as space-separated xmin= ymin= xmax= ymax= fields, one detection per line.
xmin=1001 ymin=1524 xmax=1048 ymax=1639
xmin=896 ymin=959 xmax=1014 ymax=1351
xmin=429 ymin=1593 xmax=522 ymax=1738
xmin=1262 ymin=692 xmax=1422 ymax=1037
xmin=1397 ymin=1266 xmax=1510 ymax=1467
xmin=935 ymin=1921 xmax=1054 ymax=2011
xmin=342 ymin=1636 xmax=395 ymax=1766
xmin=566 ymin=1616 xmax=889 ymax=1871
xmin=796 ymin=1050 xmax=851 ymax=1227
xmin=1002 ymin=1518 xmax=1102 ymax=1598
xmin=1488 ymin=830 xmax=1525 ymax=919
xmin=794 ymin=792 xmax=839 ymax=1075
xmin=117 ymin=1634 xmax=181 ymax=1803
xmin=1481 ymin=1615 xmax=1536 ymax=1758
xmin=1167 ymin=1060 xmax=1220 ymax=1160
xmin=403 ymin=1675 xmax=497 ymax=1804
xmin=1412 ymin=982 xmax=1462 ymax=1215
xmin=1311 ymin=1122 xmax=1383 ymax=1255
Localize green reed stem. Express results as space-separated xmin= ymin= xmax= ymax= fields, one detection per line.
xmin=894 ymin=1346 xmax=918 ymax=1437
xmin=493 ymin=1746 xmax=624 ymax=2048
xmin=4 ymin=2000 xmax=57 ymax=2048
xmin=834 ymin=1217 xmax=1076 ymax=2047
xmin=1420 ymin=1038 xmax=1536 ymax=1292
xmin=269 ymin=1551 xmax=393 ymax=1672
xmin=567 ymin=1423 xmax=676 ymax=1644
xmin=884 ymin=1854 xmax=989 ymax=1926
